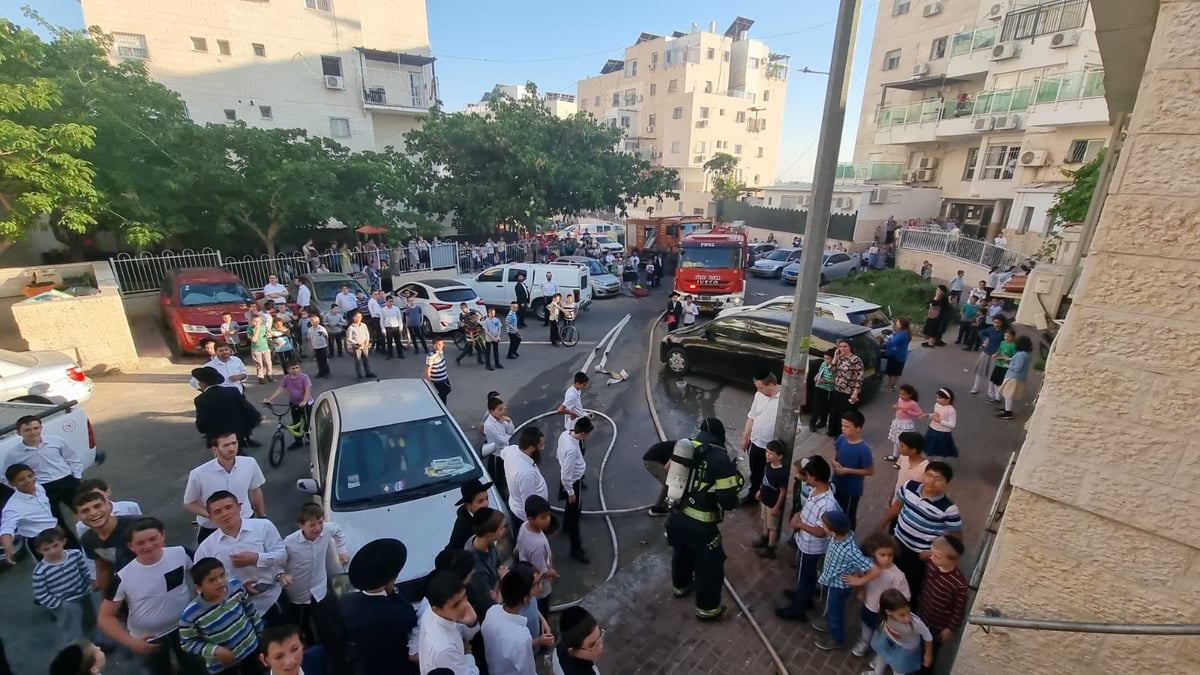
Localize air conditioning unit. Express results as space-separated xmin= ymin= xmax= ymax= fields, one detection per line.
xmin=902 ymin=171 xmax=915 ymax=182
xmin=994 ymin=114 xmax=1021 ymax=130
xmin=324 ymin=75 xmax=344 ymax=90
xmin=913 ymin=169 xmax=936 ymax=182
xmin=923 ymin=2 xmax=944 ymax=17
xmin=973 ymin=116 xmax=995 ymax=132
xmin=646 ymin=125 xmax=655 ymax=133
xmin=912 ymin=63 xmax=931 ymax=77
xmin=1049 ymin=30 xmax=1079 ymax=48
xmin=695 ymin=120 xmax=709 ymax=128
xmin=917 ymin=157 xmax=938 ymax=169
xmin=1019 ymin=149 xmax=1048 ymax=167
xmin=991 ymin=43 xmax=1019 ymax=61
xmin=985 ymin=3 xmax=1004 ymax=20
xmin=647 ymin=63 xmax=656 ymax=70
xmin=869 ymin=188 xmax=890 ymax=204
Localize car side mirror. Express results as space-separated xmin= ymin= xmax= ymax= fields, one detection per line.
xmin=296 ymin=478 xmax=320 ymax=494
xmin=703 ymin=327 xmax=715 ymax=340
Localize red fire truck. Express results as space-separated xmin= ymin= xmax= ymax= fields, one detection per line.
xmin=673 ymin=226 xmax=748 ymax=313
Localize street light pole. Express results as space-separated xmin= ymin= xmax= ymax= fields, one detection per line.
xmin=773 ymin=0 xmax=862 ymax=463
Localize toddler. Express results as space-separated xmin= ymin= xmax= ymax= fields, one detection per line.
xmin=843 ymin=533 xmax=911 ymax=658
xmin=869 ymin=588 xmax=933 ymax=674
xmin=883 ymin=385 xmax=922 ymax=463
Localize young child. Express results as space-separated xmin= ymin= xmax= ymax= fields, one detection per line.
xmin=998 ymin=335 xmax=1034 ymax=420
xmin=884 ymin=385 xmax=922 ymax=463
xmin=515 ymin=495 xmax=559 ymax=618
xmin=49 ymin=639 xmax=106 ymax=675
xmin=891 ymin=432 xmax=928 ymax=507
xmin=323 ymin=303 xmax=346 ymax=357
xmin=257 ymin=624 xmax=326 ymax=675
xmin=466 ymin=508 xmax=508 ymax=610
xmin=809 ymin=349 xmax=835 ymax=432
xmin=954 ymin=297 xmax=979 ymax=347
xmin=812 ymin=510 xmax=873 ymax=651
xmin=283 ymin=504 xmax=349 ymax=657
xmin=1 ymin=463 xmax=61 ymax=563
xmin=843 ymin=533 xmax=911 ymax=658
xmin=752 ymin=440 xmax=789 ymax=559
xmin=869 ymin=588 xmax=934 ymax=675
xmin=249 ymin=314 xmax=274 ymax=384
xmin=270 ymin=318 xmax=295 ymax=364
xmin=919 ymin=261 xmax=933 ymax=280
xmin=831 ymin=409 xmax=873 ymax=530
xmin=987 ymin=329 xmax=1017 ymax=403
xmin=682 ymin=295 xmax=700 ymax=327
xmin=789 ymin=456 xmax=811 ymax=520
xmin=220 ymin=313 xmax=242 ymax=354
xmin=32 ymin=527 xmax=96 ymax=648
xmin=296 ymin=308 xmax=311 ymax=359
xmin=776 ymin=456 xmax=838 ymax=623
xmin=481 ymin=563 xmax=554 ymax=675
xmin=923 ymin=388 xmax=959 ymax=460
xmin=180 ymin=557 xmax=264 ymax=674
xmin=916 ymin=536 xmax=969 ymax=667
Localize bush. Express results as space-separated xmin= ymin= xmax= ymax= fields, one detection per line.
xmin=822 ymin=268 xmax=936 ymax=330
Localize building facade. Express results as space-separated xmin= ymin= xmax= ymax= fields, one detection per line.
xmin=463 ymin=84 xmax=578 ymax=118
xmin=80 ymin=0 xmax=436 ymax=153
xmin=755 ymin=182 xmax=943 ymax=242
xmin=851 ymin=0 xmax=1112 ymax=255
xmin=576 ymin=18 xmax=789 ymax=217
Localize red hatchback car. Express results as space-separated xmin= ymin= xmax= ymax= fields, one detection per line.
xmin=159 ymin=267 xmax=256 ymax=354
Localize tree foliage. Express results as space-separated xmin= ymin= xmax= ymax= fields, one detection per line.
xmin=703 ymin=151 xmax=746 ymax=203
xmin=1048 ymin=149 xmax=1105 ymax=224
xmin=404 ymin=85 xmax=678 ymax=234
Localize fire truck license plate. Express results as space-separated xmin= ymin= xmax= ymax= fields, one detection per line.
xmin=696 ymin=276 xmax=721 ymax=286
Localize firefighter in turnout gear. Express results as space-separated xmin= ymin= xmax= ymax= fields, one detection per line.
xmin=664 ymin=417 xmax=744 ymax=620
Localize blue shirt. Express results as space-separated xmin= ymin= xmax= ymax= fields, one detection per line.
xmin=832 ymin=435 xmax=873 ymax=497
xmin=1005 ymin=351 xmax=1031 ymax=382
xmin=884 ymin=330 xmax=910 ymax=363
xmin=977 ymin=326 xmax=1004 ymax=355
xmin=818 ymin=532 xmax=874 ymax=589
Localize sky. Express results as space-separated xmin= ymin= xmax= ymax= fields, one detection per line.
xmin=4 ymin=0 xmax=878 ymax=182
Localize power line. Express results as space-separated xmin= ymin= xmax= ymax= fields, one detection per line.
xmin=776 ymin=56 xmax=871 ymax=178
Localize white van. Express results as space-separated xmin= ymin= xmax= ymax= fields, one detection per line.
xmin=463 ymin=263 xmax=593 ymax=321
xmin=572 ymin=223 xmax=622 ymax=239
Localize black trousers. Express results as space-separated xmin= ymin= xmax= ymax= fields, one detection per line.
xmin=313 ymin=346 xmax=329 ymax=376
xmin=563 ymin=480 xmax=583 ymax=553
xmin=330 ymin=333 xmax=344 ymax=356
xmin=367 ymin=317 xmax=383 ymax=350
xmin=896 ymin=541 xmax=928 ymax=613
xmin=42 ymin=476 xmax=81 ymax=546
xmin=283 ymin=594 xmax=343 ymax=669
xmin=827 ymin=390 xmax=855 ymax=438
xmin=746 ymin=444 xmax=766 ymax=502
xmin=433 ymin=379 xmax=452 ymax=404
xmin=517 ymin=304 xmax=528 ymax=327
xmin=408 ymin=326 xmax=429 ymax=353
xmin=835 ymin=491 xmax=862 ymax=530
xmin=383 ymin=327 xmax=405 ymax=357
xmin=486 ymin=341 xmax=501 ymax=365
xmin=549 ymin=321 xmax=560 ymax=344
xmin=666 ymin=515 xmax=726 ymax=617
xmin=506 ymin=334 xmax=522 ymax=357
xmin=810 ymin=388 xmax=832 ymax=429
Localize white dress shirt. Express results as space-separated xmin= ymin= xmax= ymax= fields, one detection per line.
xmin=262 ymin=282 xmax=289 ymax=300
xmin=482 ymin=604 xmax=537 ymax=675
xmin=346 ymin=322 xmax=371 ymax=348
xmin=182 ymin=457 xmax=266 ymax=528
xmin=3 ymin=434 xmax=82 ymax=484
xmin=746 ymin=391 xmax=780 ymax=448
xmin=379 ymin=305 xmax=403 ymax=329
xmin=367 ymin=297 xmax=382 ymax=318
xmin=557 ymin=431 xmax=586 ymax=498
xmin=295 ymin=284 xmax=312 ymax=308
xmin=561 ymin=385 xmax=585 ymax=431
xmin=409 ymin=598 xmax=478 ymax=657
xmin=418 ymin=608 xmax=479 ymax=675
xmin=282 ymin=522 xmax=348 ymax=604
xmin=0 ymin=484 xmax=58 ymax=538
xmin=193 ymin=518 xmax=287 ymax=615
xmin=189 ymin=355 xmax=249 ymax=393
xmin=500 ymin=445 xmax=547 ymax=522
xmin=483 ymin=415 xmax=516 ymax=449
xmin=334 ymin=292 xmax=358 ymax=314
xmin=541 ymin=280 xmax=559 ymax=299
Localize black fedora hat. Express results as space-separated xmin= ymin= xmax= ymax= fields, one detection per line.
xmin=348 ymin=538 xmax=408 ymax=591
xmin=455 ymin=478 xmax=494 ymax=506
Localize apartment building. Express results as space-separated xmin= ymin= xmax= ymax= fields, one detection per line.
xmin=851 ymin=0 xmax=1112 ymax=254
xmin=757 ymin=182 xmax=943 ymax=241
xmin=80 ymin=0 xmax=436 ymax=153
xmin=576 ymin=17 xmax=789 ymax=217
xmin=464 ymin=84 xmax=578 ymax=118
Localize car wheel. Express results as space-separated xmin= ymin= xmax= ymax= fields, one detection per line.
xmin=820 ymin=274 xmax=827 ymax=285
xmin=848 ymin=267 xmax=858 ymax=278
xmin=422 ymin=317 xmax=434 ymax=338
xmin=666 ymin=347 xmax=690 ymax=375
xmin=9 ymin=395 xmax=54 ymax=404
xmin=533 ymin=301 xmax=547 ymax=321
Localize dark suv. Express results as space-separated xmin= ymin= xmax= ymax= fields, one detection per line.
xmin=659 ymin=310 xmax=883 ymax=401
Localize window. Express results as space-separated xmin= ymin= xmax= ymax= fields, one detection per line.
xmin=668 ymin=79 xmax=678 ymax=93
xmin=321 ymin=55 xmax=342 ymax=77
xmin=736 ymin=111 xmax=746 ymax=123
xmin=981 ymin=144 xmax=1021 ymax=180
xmin=259 ymin=105 xmax=273 ymax=120
xmin=930 ymin=37 xmax=948 ymax=60
xmin=719 ymin=108 xmax=725 ymax=116
xmin=757 ymin=147 xmax=764 ymax=158
xmin=893 ymin=0 xmax=911 ymax=15
xmin=706 ymin=47 xmax=716 ymax=60
xmin=651 ymin=51 xmax=659 ymax=65
xmin=672 ymin=106 xmax=683 ymax=119
xmin=252 ymin=43 xmax=266 ymax=57
xmin=648 ymin=113 xmax=657 ymax=127
xmin=476 ymin=267 xmax=503 ymax=283
xmin=734 ymin=144 xmax=743 ymax=155
xmin=693 ymin=208 xmax=706 ymax=216
xmin=217 ymin=40 xmax=231 ymax=56
xmin=620 ymin=115 xmax=631 ymax=129
xmin=624 ymin=89 xmax=636 ymax=106
xmin=705 ymin=317 xmax=747 ymax=342
xmin=699 ymin=107 xmax=710 ymax=119
xmin=631 ymin=60 xmax=638 ymax=76
xmin=305 ymin=0 xmax=332 ymax=10
xmin=963 ymin=147 xmax=980 ymax=180
xmin=605 ymin=118 xmax=617 ymax=128
xmin=705 ymin=81 xmax=713 ymax=93
xmin=749 ymin=57 xmax=760 ymax=69
xmin=694 ymin=142 xmax=706 ymax=153
xmin=612 ymin=92 xmax=620 ymax=106
xmin=1066 ymin=139 xmax=1104 ymax=164
xmin=329 ymin=117 xmax=351 ymax=138
xmin=649 ymin=83 xmax=657 ymax=96
xmin=763 ymin=90 xmax=770 ymax=101
xmin=191 ymin=37 xmax=208 ymax=52
xmin=671 ymin=141 xmax=681 ymax=154
xmin=1017 ymin=206 xmax=1035 ymax=234
xmin=112 ymin=32 xmax=149 ymax=59
xmin=223 ymin=108 xmax=237 ymax=121
xmin=722 ymin=51 xmax=730 ymax=62
xmin=313 ymin=400 xmax=333 ymax=478
xmin=883 ymin=49 xmax=902 ymax=71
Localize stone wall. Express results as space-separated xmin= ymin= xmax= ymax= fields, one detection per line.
xmin=956 ymin=1 xmax=1200 ymax=672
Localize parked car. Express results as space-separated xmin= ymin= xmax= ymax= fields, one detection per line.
xmin=394 ymin=279 xmax=486 ymax=336
xmin=746 ymin=243 xmax=778 ymax=266
xmin=552 ymin=256 xmax=621 ymax=298
xmin=717 ymin=293 xmax=893 ymax=340
xmin=0 ymin=349 xmax=93 ymax=404
xmin=749 ymin=247 xmax=803 ymax=278
xmin=296 ymin=379 xmax=506 ymax=598
xmin=592 ymin=235 xmax=624 ymax=254
xmin=659 ymin=310 xmax=882 ymax=401
xmin=781 ymin=250 xmax=861 ymax=285
xmin=160 ymin=267 xmax=256 ymax=355
xmin=302 ymin=273 xmax=369 ymax=313
xmin=463 ymin=262 xmax=592 ymax=321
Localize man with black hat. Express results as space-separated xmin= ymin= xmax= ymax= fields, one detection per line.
xmin=339 ymin=538 xmax=419 ymax=675
xmin=663 ymin=417 xmax=744 ymax=621
xmin=192 ymin=366 xmax=262 ymax=449
xmin=446 ymin=478 xmax=493 ymax=551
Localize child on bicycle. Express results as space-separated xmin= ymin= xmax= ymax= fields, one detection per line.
xmin=263 ymin=361 xmax=313 ymax=449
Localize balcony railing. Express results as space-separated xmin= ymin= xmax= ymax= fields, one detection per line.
xmin=876 ymin=100 xmax=944 ymax=128
xmin=1033 ymin=70 xmax=1105 ymax=104
xmin=836 ymin=162 xmax=905 ymax=181
xmin=897 ymin=229 xmax=1031 ymax=270
xmin=973 ymin=86 xmax=1034 ymax=115
xmin=949 ymin=25 xmax=998 ymax=57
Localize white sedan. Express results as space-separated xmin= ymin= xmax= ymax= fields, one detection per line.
xmin=0 ymin=349 xmax=94 ymax=404
xmin=395 ymin=279 xmax=487 ymax=336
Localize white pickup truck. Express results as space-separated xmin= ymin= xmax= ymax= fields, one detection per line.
xmin=0 ymin=400 xmax=102 ymax=564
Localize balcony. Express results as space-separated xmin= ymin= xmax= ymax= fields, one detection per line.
xmin=835 ymin=162 xmax=905 ymax=182
xmin=945 ymin=25 xmax=997 ymax=79
xmin=1025 ymin=70 xmax=1108 ymax=126
xmin=358 ymin=48 xmax=436 ymax=114
xmin=874 ymin=100 xmax=943 ymax=144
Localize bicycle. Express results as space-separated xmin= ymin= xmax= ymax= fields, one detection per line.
xmin=559 ymin=311 xmax=580 ymax=347
xmin=262 ymin=402 xmax=307 ymax=468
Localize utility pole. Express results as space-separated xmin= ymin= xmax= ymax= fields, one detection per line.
xmin=773 ymin=0 xmax=862 ymax=464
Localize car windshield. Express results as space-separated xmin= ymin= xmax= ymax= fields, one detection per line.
xmin=178 ymin=282 xmax=252 ymax=307
xmin=433 ymin=288 xmax=477 ymax=303
xmin=847 ymin=308 xmax=891 ymax=329
xmin=313 ymin=279 xmax=366 ymax=303
xmin=331 ymin=415 xmax=482 ymax=508
xmin=595 ymin=236 xmax=615 ymax=244
xmin=679 ymin=245 xmax=742 ymax=269
xmin=764 ymin=249 xmax=793 ymax=261
xmin=584 ymin=261 xmax=606 ymax=276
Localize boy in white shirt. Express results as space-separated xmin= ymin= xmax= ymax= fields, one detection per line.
xmin=283 ymin=503 xmax=349 ymax=664
xmin=682 ymin=295 xmax=700 ymax=326
xmin=418 ymin=571 xmax=479 ymax=675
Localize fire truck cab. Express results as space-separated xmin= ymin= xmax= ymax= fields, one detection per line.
xmin=673 ymin=226 xmax=748 ymax=313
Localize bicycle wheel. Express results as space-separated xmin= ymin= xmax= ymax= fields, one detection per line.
xmin=268 ymin=430 xmax=286 ymax=468
xmin=561 ymin=324 xmax=579 ymax=347
xmin=453 ymin=331 xmax=468 ymax=352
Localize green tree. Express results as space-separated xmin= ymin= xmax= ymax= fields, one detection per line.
xmin=1048 ymin=148 xmax=1105 ymax=224
xmin=404 ymin=85 xmax=677 ymax=234
xmin=703 ymin=152 xmax=746 ymax=202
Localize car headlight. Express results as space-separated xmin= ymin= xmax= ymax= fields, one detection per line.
xmin=731 ymin=297 xmax=743 ymax=305
xmin=181 ymin=324 xmax=209 ymax=333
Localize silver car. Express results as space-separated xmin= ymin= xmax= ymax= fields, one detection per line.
xmin=750 ymin=247 xmax=802 ymax=278
xmin=553 ymin=257 xmax=620 ymax=298
xmin=782 ymin=251 xmax=861 ymax=285
xmin=0 ymin=349 xmax=94 ymax=404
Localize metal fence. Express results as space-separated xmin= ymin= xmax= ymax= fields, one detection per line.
xmin=896 ymin=229 xmax=1030 ymax=270
xmin=109 ymin=249 xmax=224 ymax=294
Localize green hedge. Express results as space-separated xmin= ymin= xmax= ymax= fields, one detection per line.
xmin=822 ymin=268 xmax=937 ymax=331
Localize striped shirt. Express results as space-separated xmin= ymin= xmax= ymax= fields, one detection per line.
xmin=506 ymin=310 xmax=520 ymax=335
xmin=894 ymin=480 xmax=962 ymax=553
xmin=426 ymin=350 xmax=449 ymax=382
xmin=180 ymin=578 xmax=263 ymax=673
xmin=31 ymin=548 xmax=92 ymax=609
xmin=817 ymin=533 xmax=873 ymax=589
xmin=917 ymin=561 xmax=968 ymax=634
xmin=794 ymin=488 xmax=839 ymax=555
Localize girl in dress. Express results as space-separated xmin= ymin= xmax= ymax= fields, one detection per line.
xmin=869 ymin=588 xmax=933 ymax=674
xmin=987 ymin=329 xmax=1017 ymax=402
xmin=923 ymin=388 xmax=959 ymax=460
xmin=884 ymin=385 xmax=923 ymax=463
